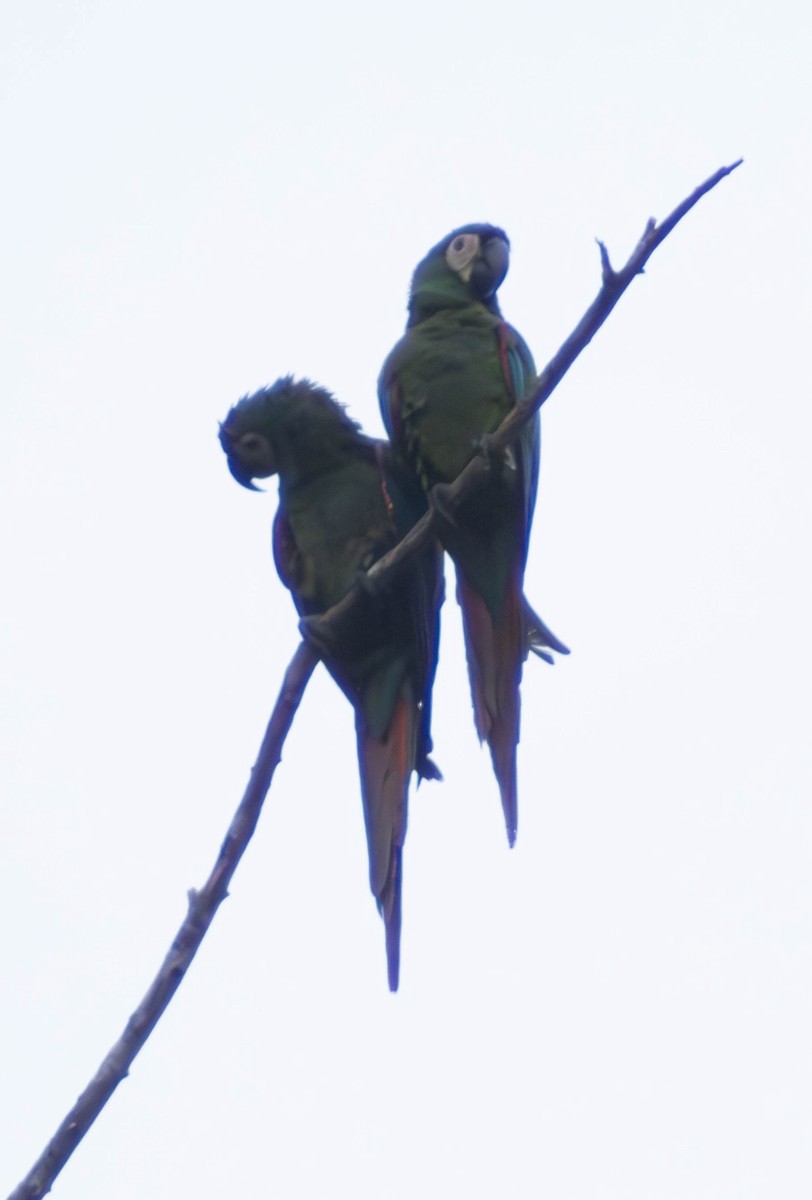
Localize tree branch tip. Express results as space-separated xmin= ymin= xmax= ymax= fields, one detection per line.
xmin=596 ymin=238 xmax=616 ymax=284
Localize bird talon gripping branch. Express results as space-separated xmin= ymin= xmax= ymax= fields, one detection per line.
xmin=473 ymin=431 xmax=497 ymax=461
xmin=297 ymin=613 xmax=337 ymax=659
xmin=353 ymin=566 xmax=385 ymax=599
xmin=428 ymin=481 xmax=458 ymax=527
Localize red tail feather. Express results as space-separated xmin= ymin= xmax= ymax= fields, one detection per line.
xmin=456 ymin=571 xmax=523 ymax=846
xmin=356 ymin=694 xmax=416 ymax=991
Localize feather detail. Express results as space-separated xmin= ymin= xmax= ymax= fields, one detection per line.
xmin=356 ymin=691 xmax=416 ymax=991
xmin=456 ymin=569 xmax=523 ymax=847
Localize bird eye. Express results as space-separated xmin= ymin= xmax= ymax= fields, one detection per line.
xmin=445 ymin=232 xmax=480 ymax=274
xmin=233 ymin=430 xmax=277 ymax=478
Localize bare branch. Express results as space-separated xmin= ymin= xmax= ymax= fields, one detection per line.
xmin=7 ymin=643 xmax=318 ymax=1200
xmin=6 ymin=160 xmax=741 ymax=1200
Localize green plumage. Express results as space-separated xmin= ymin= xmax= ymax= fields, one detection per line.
xmin=379 ymin=225 xmax=567 ymax=845
xmin=220 ymin=377 xmax=442 ymax=989
xmin=382 ymin=303 xmax=538 ymax=619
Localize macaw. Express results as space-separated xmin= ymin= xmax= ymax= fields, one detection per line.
xmin=219 ymin=377 xmax=443 ymax=991
xmin=378 ymin=224 xmax=567 ymax=847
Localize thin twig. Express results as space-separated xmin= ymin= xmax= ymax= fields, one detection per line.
xmin=6 ymin=159 xmax=741 ymax=1200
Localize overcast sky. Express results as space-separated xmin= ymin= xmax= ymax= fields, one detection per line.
xmin=3 ymin=1 xmax=810 ymax=1197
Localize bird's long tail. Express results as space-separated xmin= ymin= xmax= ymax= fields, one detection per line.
xmin=456 ymin=570 xmax=524 ymax=847
xmin=357 ymin=692 xmax=417 ymax=991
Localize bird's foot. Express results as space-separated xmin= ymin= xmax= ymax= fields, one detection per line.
xmin=429 ymin=481 xmax=458 ymax=527
xmin=354 ymin=567 xmax=383 ymax=598
xmin=417 ymin=754 xmax=443 ymax=784
xmin=524 ymin=598 xmax=571 ymax=664
xmin=298 ymin=614 xmax=339 ymax=660
xmin=473 ymin=431 xmax=516 ymax=475
xmin=474 ymin=431 xmax=497 ymax=461
xmin=528 ymin=644 xmax=555 ymax=665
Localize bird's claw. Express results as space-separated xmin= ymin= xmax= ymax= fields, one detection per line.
xmin=524 ymin=599 xmax=571 ymax=665
xmin=354 ymin=567 xmax=382 ymax=598
xmin=473 ymin=431 xmax=517 ymax=474
xmin=418 ymin=753 xmax=443 ymax=783
xmin=528 ymin=644 xmax=555 ymax=665
xmin=298 ymin=614 xmax=338 ymax=660
xmin=474 ymin=431 xmax=497 ymax=461
xmin=429 ymin=482 xmax=458 ymax=527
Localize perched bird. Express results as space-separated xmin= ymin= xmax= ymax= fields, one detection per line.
xmin=378 ymin=224 xmax=567 ymax=847
xmin=219 ymin=377 xmax=443 ymax=990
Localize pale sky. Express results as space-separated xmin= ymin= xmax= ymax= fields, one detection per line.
xmin=2 ymin=1 xmax=810 ymax=1197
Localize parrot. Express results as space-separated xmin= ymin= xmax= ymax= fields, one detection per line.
xmin=219 ymin=376 xmax=443 ymax=991
xmin=378 ymin=223 xmax=567 ymax=847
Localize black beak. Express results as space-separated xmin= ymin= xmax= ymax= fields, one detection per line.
xmin=225 ymin=452 xmax=263 ymax=491
xmin=472 ymin=235 xmax=509 ymax=299
xmin=219 ymin=420 xmax=264 ymax=491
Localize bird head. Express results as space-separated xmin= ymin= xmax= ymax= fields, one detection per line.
xmin=219 ymin=377 xmax=366 ymax=490
xmin=218 ymin=421 xmax=276 ymax=490
xmin=218 ymin=388 xmax=285 ymax=491
xmin=408 ymin=223 xmax=510 ymax=323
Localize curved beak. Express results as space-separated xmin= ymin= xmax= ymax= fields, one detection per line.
xmin=219 ymin=421 xmax=265 ymax=491
xmin=473 ymin=234 xmax=510 ymax=298
xmin=224 ymin=452 xmax=264 ymax=491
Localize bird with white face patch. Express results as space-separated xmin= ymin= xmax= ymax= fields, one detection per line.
xmin=378 ymin=224 xmax=568 ymax=847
